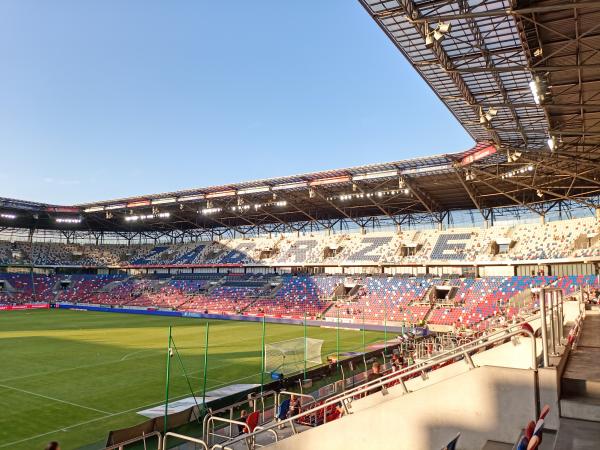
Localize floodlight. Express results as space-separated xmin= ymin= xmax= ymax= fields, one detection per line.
xmin=433 ymin=29 xmax=445 ymax=42
xmin=425 ymin=32 xmax=434 ymax=48
xmin=529 ymin=80 xmax=540 ymax=105
xmin=480 ymin=107 xmax=498 ymax=125
xmin=507 ymin=150 xmax=521 ymax=162
xmin=438 ymin=22 xmax=451 ymax=34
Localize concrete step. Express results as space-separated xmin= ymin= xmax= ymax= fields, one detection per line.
xmin=555 ymin=417 xmax=600 ymax=449
xmin=560 ymin=396 xmax=600 ymax=422
xmin=562 ymin=376 xmax=600 ymax=399
xmin=578 ymin=312 xmax=600 ymax=348
xmin=561 ymin=313 xmax=600 ymax=400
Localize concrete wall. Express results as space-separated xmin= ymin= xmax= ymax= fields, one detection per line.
xmin=269 ymin=366 xmax=536 ymax=450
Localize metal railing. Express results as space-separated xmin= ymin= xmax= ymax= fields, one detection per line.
xmin=205 ymin=416 xmax=248 ymax=446
xmin=103 ymin=431 xmax=162 ymax=450
xmin=210 ymin=327 xmax=539 ymax=450
xmin=321 ymin=326 xmax=539 ymax=408
xmin=163 ymin=432 xmax=208 ymax=450
xmin=201 ymin=390 xmax=277 ymax=444
xmin=274 ymin=391 xmax=315 ymax=410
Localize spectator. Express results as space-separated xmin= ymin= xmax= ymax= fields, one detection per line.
xmin=289 ymin=394 xmax=301 ymax=418
xmin=237 ymin=409 xmax=247 ymax=435
xmin=45 ymin=442 xmax=60 ymax=450
xmin=368 ymin=361 xmax=382 ymax=381
xmin=367 ymin=361 xmax=383 ymax=393
xmin=333 ymin=401 xmax=345 ymax=418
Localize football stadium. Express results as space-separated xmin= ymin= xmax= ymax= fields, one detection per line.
xmin=2 ymin=1 xmax=600 ymax=449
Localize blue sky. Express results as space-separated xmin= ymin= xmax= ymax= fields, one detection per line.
xmin=0 ymin=0 xmax=472 ymax=205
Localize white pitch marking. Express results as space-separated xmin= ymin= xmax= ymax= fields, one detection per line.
xmin=120 ymin=348 xmax=156 ymax=361
xmin=0 ymin=383 xmax=111 ymax=415
xmin=0 ymin=351 xmax=161 ymax=384
xmin=0 ymin=376 xmax=234 ymax=449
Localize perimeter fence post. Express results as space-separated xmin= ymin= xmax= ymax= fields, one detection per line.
xmin=303 ymin=312 xmax=307 ymax=380
xmin=202 ymin=322 xmax=210 ymax=407
xmin=539 ymin=288 xmax=550 ymax=367
xmin=336 ymin=308 xmax=340 ymax=364
xmin=384 ymin=297 xmax=388 ymax=355
xmin=163 ymin=326 xmax=172 ymax=435
xmin=260 ymin=316 xmax=266 ymax=393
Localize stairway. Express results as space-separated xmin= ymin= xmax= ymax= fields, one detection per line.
xmin=320 ymin=302 xmax=335 ymax=317
xmin=559 ymin=310 xmax=600 ymax=422
xmin=101 ymin=277 xmax=131 ymax=292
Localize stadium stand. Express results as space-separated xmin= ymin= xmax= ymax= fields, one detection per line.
xmin=1 ymin=216 xmax=599 ymax=268
xmin=244 ymin=275 xmax=341 ymax=318
xmin=326 ymin=276 xmax=433 ymax=322
xmin=1 ymin=271 xmax=582 ymax=332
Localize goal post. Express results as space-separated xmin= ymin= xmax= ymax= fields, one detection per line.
xmin=264 ymin=337 xmax=324 ymax=375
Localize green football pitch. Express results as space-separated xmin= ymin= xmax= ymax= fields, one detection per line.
xmin=0 ymin=309 xmax=384 ymax=450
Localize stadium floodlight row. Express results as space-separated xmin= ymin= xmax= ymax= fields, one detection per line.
xmin=0 ymin=141 xmax=599 ymax=242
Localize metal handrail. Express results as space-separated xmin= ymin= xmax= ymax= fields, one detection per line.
xmin=328 ymin=326 xmax=539 ymax=408
xmin=163 ymin=432 xmax=208 ymax=450
xmin=205 ymin=417 xmax=279 ymax=449
xmin=215 ymin=328 xmax=538 ymax=450
xmin=568 ymin=315 xmax=584 ymax=350
xmin=275 ymin=391 xmax=315 ymax=411
xmin=323 ymin=320 xmax=542 ymax=406
xmin=273 ymin=391 xmax=316 ymax=435
xmin=103 ymin=431 xmax=162 ymax=450
xmin=423 ymin=302 xmax=562 ymax=364
xmin=206 ymin=416 xmax=248 ymax=446
xmin=253 ymin=426 xmax=279 ymax=444
xmin=202 ymin=390 xmax=277 ymax=443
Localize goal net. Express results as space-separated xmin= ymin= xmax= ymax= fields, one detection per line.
xmin=265 ymin=337 xmax=324 ymax=375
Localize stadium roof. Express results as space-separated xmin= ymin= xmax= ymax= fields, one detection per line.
xmin=360 ymin=0 xmax=600 ymax=152
xmin=2 ymin=0 xmax=600 ymax=235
